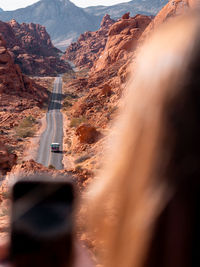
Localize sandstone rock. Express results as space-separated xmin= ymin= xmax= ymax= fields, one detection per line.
xmin=63 ymin=14 xmax=115 ymax=68
xmin=0 ymin=33 xmax=48 ymax=106
xmin=0 ymin=141 xmax=17 ymax=175
xmin=94 ymin=15 xmax=152 ymax=72
xmin=122 ymin=12 xmax=130 ymax=20
xmin=141 ymin=0 xmax=195 ymax=41
xmin=0 ymin=20 xmax=71 ymax=76
xmin=76 ymin=124 xmax=99 ymax=144
xmin=101 ymin=84 xmax=112 ymax=97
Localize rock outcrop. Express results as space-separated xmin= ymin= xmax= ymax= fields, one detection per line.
xmin=141 ymin=0 xmax=198 ymax=40
xmin=0 ymin=142 xmax=17 ymax=175
xmin=0 ymin=34 xmax=47 ymax=101
xmin=8 ymin=19 xmax=59 ymax=57
xmin=76 ymin=124 xmax=100 ymax=144
xmin=63 ymin=14 xmax=115 ymax=68
xmin=94 ymin=14 xmax=152 ymax=72
xmin=0 ymin=20 xmax=71 ymax=76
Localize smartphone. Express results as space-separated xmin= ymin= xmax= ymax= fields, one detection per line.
xmin=10 ymin=179 xmax=75 ymax=267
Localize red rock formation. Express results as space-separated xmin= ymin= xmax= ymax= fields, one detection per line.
xmin=63 ymin=14 xmax=115 ymax=68
xmin=76 ymin=124 xmax=99 ymax=144
xmin=94 ymin=14 xmax=152 ymax=72
xmin=0 ymin=34 xmax=47 ymax=102
xmin=9 ymin=20 xmax=59 ymax=57
xmin=122 ymin=12 xmax=130 ymax=19
xmin=0 ymin=142 xmax=17 ymax=175
xmin=66 ymin=15 xmax=152 ymax=131
xmin=0 ymin=34 xmax=28 ymax=94
xmin=101 ymin=84 xmax=112 ymax=97
xmin=0 ymin=19 xmax=71 ymax=76
xmin=141 ymin=0 xmax=197 ymax=40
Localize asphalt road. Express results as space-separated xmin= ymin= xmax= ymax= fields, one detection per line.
xmin=37 ymin=76 xmax=64 ymax=170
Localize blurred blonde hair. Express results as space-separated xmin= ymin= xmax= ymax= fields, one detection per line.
xmin=83 ymin=11 xmax=200 ymax=267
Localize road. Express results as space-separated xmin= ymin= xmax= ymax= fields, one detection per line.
xmin=37 ymin=76 xmax=64 ymax=170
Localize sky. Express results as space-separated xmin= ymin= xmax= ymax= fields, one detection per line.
xmin=0 ymin=0 xmax=131 ymax=11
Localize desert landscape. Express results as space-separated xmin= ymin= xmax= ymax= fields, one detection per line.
xmin=0 ymin=0 xmax=198 ymax=262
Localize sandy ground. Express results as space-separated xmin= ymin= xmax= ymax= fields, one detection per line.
xmin=62 ymin=111 xmax=75 ymax=170
xmin=22 ymin=114 xmax=47 ymax=162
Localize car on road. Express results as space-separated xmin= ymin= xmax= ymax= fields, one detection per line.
xmin=51 ymin=143 xmax=60 ymax=152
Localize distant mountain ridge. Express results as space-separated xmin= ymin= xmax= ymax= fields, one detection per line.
xmin=0 ymin=0 xmax=168 ymax=50
xmin=84 ymin=0 xmax=169 ymax=18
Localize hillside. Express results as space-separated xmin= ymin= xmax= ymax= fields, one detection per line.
xmin=0 ymin=19 xmax=71 ymax=75
xmin=61 ymin=0 xmax=197 ymax=176
xmin=0 ymin=0 xmax=168 ymax=50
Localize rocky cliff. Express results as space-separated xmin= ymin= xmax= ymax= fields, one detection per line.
xmin=141 ymin=0 xmax=198 ymax=39
xmin=93 ymin=14 xmax=152 ymax=72
xmin=63 ymin=14 xmax=115 ymax=68
xmin=0 ymin=142 xmax=17 ymax=176
xmin=0 ymin=34 xmax=43 ymax=97
xmin=0 ymin=19 xmax=71 ymax=76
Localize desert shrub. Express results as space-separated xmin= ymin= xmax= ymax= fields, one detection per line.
xmin=62 ymin=70 xmax=76 ymax=83
xmin=75 ymin=165 xmax=83 ymax=172
xmin=63 ymin=100 xmax=73 ymax=108
xmin=15 ymin=128 xmax=35 ymax=138
xmin=48 ymin=164 xmax=55 ymax=169
xmin=20 ymin=116 xmax=36 ymax=127
xmin=70 ymin=116 xmax=87 ymax=128
xmin=64 ymin=93 xmax=78 ymax=100
xmin=74 ymin=154 xmax=91 ymax=164
xmin=15 ymin=116 xmax=36 ymax=138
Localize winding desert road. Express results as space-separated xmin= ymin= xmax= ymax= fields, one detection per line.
xmin=37 ymin=76 xmax=64 ymax=170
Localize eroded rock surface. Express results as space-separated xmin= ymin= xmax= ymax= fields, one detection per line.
xmin=94 ymin=14 xmax=152 ymax=72
xmin=0 ymin=20 xmax=71 ymax=76
xmin=141 ymin=0 xmax=197 ymax=40
xmin=63 ymin=14 xmax=115 ymax=68
xmin=0 ymin=142 xmax=17 ymax=176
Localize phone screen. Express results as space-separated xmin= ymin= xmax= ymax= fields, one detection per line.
xmin=10 ymin=180 xmax=75 ymax=267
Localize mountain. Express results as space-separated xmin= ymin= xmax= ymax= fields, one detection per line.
xmin=84 ymin=0 xmax=169 ymax=19
xmin=0 ymin=0 xmax=168 ymax=50
xmin=0 ymin=8 xmax=3 ymax=12
xmin=0 ymin=0 xmax=102 ymax=50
